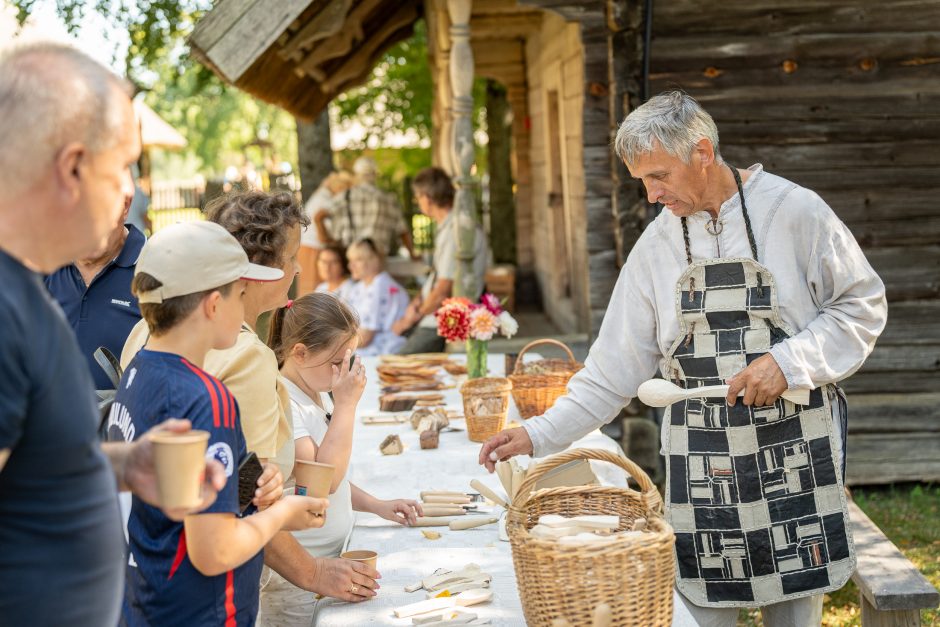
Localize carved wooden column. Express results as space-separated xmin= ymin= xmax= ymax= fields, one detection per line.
xmin=447 ymin=0 xmax=480 ymax=298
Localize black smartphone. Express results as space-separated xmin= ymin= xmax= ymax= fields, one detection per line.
xmin=237 ymin=452 xmax=264 ymax=513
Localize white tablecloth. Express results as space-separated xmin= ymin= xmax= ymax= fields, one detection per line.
xmin=313 ymin=354 xmax=696 ymax=626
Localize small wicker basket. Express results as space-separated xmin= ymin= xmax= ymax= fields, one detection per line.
xmin=508 ymin=339 xmax=583 ymax=419
xmin=460 ymin=377 xmax=512 ymax=443
xmin=508 ymin=449 xmax=675 ymax=627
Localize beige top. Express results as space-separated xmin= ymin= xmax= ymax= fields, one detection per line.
xmin=121 ymin=320 xmax=294 ymax=477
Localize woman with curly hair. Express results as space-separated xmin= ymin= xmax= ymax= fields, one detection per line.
xmin=121 ymin=191 xmax=374 ymax=606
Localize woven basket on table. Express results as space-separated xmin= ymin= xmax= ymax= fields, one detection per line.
xmin=459 ymin=377 xmax=512 ymax=443
xmin=508 ymin=448 xmax=675 ymax=627
xmin=508 ymin=339 xmax=583 ymax=419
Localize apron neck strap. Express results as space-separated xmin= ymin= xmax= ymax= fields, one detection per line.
xmin=679 ymin=164 xmax=760 ymax=264
xmin=680 ymin=164 xmax=765 ymax=296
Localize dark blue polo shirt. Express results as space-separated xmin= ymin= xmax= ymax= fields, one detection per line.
xmin=45 ymin=224 xmax=145 ymax=389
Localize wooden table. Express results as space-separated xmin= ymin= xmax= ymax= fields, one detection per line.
xmin=312 ymin=354 xmax=696 ymax=626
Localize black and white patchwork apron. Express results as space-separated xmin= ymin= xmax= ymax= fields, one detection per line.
xmin=663 ymin=166 xmax=855 ymax=608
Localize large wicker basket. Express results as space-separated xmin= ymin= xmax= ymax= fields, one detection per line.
xmin=460 ymin=377 xmax=512 ymax=443
xmin=508 ymin=339 xmax=583 ymax=419
xmin=508 ymin=449 xmax=675 ymax=627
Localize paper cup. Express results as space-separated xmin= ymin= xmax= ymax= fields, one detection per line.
xmin=293 ymin=460 xmax=334 ymax=498
xmin=150 ymin=430 xmax=210 ymax=510
xmin=341 ymin=549 xmax=378 ymax=570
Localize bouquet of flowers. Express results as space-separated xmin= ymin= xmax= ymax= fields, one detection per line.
xmin=435 ymin=293 xmax=518 ymax=378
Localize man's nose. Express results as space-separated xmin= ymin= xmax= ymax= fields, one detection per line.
xmin=645 ymin=182 xmax=662 ymax=204
xmin=122 ymin=167 xmax=135 ymax=197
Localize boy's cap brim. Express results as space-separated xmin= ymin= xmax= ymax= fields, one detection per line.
xmin=243 ymin=263 xmax=284 ymax=282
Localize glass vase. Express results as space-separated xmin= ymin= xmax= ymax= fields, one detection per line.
xmin=466 ymin=338 xmax=489 ymax=379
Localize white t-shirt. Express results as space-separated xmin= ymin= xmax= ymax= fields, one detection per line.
xmin=345 ymin=271 xmax=409 ymax=356
xmin=301 ymin=186 xmax=336 ymax=248
xmin=284 ymin=379 xmax=354 ymax=558
xmin=315 ymin=278 xmax=354 ymax=303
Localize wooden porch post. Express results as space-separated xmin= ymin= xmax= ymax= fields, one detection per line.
xmin=447 ymin=0 xmax=480 ymax=299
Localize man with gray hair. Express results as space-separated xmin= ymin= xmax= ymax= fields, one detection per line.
xmin=319 ymin=156 xmax=417 ymax=258
xmin=478 ymin=91 xmax=887 ymax=625
xmin=0 ymin=44 xmax=224 ymax=626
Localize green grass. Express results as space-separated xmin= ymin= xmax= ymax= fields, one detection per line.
xmin=738 ymin=483 xmax=940 ymax=626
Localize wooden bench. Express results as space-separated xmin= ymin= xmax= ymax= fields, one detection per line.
xmin=848 ymin=500 xmax=939 ymax=626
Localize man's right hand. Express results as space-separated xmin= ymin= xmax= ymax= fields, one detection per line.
xmin=312 ymin=557 xmax=381 ymax=602
xmin=279 ymin=495 xmax=329 ymax=531
xmin=478 ymin=427 xmax=533 ymax=472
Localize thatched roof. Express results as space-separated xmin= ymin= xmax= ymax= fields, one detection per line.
xmin=189 ymin=0 xmax=421 ymax=121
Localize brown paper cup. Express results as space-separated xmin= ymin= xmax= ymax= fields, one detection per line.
xmin=293 ymin=460 xmax=334 ymax=498
xmin=341 ymin=550 xmax=378 ymax=571
xmin=150 ymin=430 xmax=210 ymax=510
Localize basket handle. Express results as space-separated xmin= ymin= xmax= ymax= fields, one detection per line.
xmin=511 ymin=448 xmax=663 ymax=515
xmin=512 ymin=338 xmax=576 ymax=374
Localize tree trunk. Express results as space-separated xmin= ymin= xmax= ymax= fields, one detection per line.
xmin=485 ymin=79 xmax=515 ymax=264
xmin=296 ymin=109 xmax=333 ymax=203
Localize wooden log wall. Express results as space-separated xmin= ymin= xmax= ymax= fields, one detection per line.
xmin=647 ymin=0 xmax=940 ymax=484
xmin=523 ymin=0 xmax=620 ymax=335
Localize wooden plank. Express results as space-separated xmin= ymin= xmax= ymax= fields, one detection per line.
xmin=721 ymin=141 xmax=940 ymax=170
xmin=864 ymin=245 xmax=940 ymax=301
xmin=721 ymin=166 xmax=940 ymax=192
xmin=651 ymin=32 xmax=940 ymax=69
xmin=848 ymin=500 xmax=940 ymax=610
xmin=841 ymin=370 xmax=938 ymax=395
xmin=718 ymin=117 xmax=940 ymax=146
xmin=278 ymin=0 xmax=352 ymax=61
xmin=470 ymin=13 xmax=543 ymax=39
xmin=205 ymin=0 xmax=310 ymax=82
xmin=846 ymin=433 xmax=940 ymax=485
xmin=860 ymin=344 xmax=940 ymax=373
xmin=860 ymin=597 xmax=920 ymax=627
xmin=189 ymin=0 xmax=256 ymax=54
xmin=848 ymin=214 xmax=940 ymax=247
xmin=821 ymin=189 xmax=940 ymax=223
xmin=845 ymin=393 xmax=940 ymax=434
xmin=653 ymin=1 xmax=940 ymax=36
xmin=694 ymin=81 xmax=940 ymax=122
xmin=874 ymin=300 xmax=940 ymax=346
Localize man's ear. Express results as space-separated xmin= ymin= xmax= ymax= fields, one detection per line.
xmin=694 ymin=138 xmax=716 ymax=170
xmin=55 ymin=142 xmax=86 ymax=204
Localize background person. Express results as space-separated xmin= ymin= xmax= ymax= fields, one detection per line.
xmin=0 ymin=43 xmax=223 ymax=627
xmin=394 ymin=167 xmax=488 ymax=354
xmin=299 ymin=171 xmax=353 ymax=296
xmin=345 ymin=238 xmax=410 ymax=356
xmin=315 ymin=242 xmax=354 ymax=301
xmin=318 ymin=156 xmax=416 ymax=258
xmin=45 ymin=202 xmax=145 ymax=390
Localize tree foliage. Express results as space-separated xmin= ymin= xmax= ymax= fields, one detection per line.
xmin=11 ymin=0 xmax=299 ymax=177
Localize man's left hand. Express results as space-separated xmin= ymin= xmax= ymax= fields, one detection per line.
xmin=124 ymin=419 xmax=227 ymax=521
xmin=726 ymin=353 xmax=788 ymax=407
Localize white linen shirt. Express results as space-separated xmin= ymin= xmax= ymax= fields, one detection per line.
xmin=523 ymin=164 xmax=888 ymax=458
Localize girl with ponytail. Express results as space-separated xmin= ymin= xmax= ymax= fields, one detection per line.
xmin=261 ymin=292 xmax=422 ymax=624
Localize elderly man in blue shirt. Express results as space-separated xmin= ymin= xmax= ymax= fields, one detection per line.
xmin=45 ymin=203 xmax=145 ymax=390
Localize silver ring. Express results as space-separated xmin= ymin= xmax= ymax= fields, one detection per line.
xmin=350 ymin=584 xmax=359 ymax=594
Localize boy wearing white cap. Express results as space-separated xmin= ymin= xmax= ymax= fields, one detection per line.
xmin=112 ymin=221 xmax=329 ymax=626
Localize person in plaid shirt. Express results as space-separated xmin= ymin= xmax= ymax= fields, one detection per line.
xmin=322 ymin=157 xmax=416 ymax=259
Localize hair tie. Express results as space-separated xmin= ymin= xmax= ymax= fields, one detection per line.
xmin=285 ymin=299 xmax=294 ymax=309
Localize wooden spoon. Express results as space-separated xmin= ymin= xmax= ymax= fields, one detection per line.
xmin=637 ymin=379 xmax=810 ymax=407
